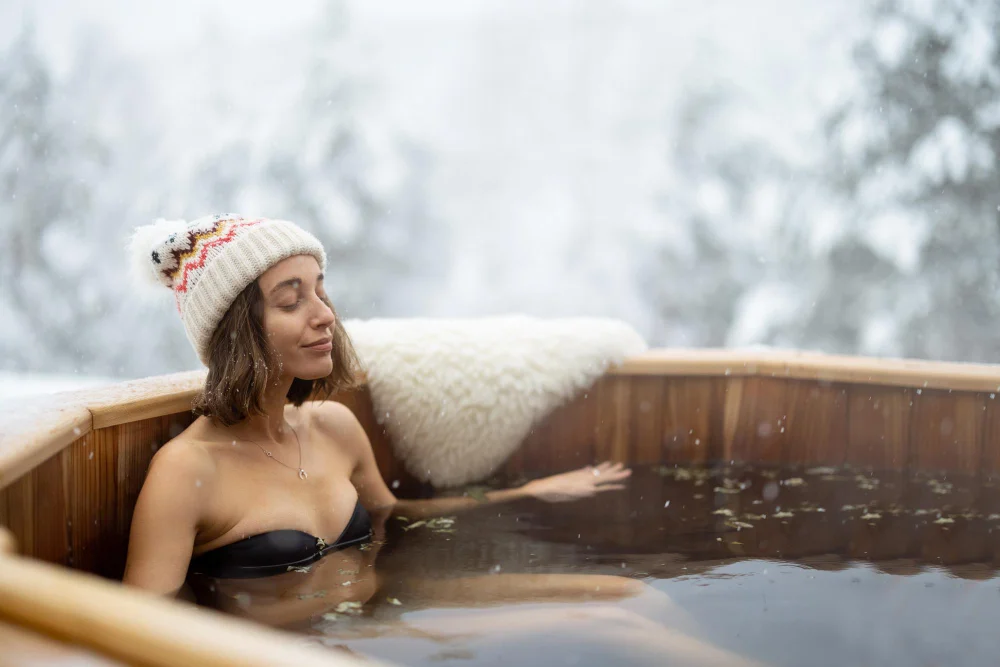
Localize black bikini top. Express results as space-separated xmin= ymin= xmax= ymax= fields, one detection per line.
xmin=188 ymin=499 xmax=373 ymax=579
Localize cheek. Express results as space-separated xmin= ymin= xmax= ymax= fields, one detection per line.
xmin=265 ymin=314 xmax=302 ymax=349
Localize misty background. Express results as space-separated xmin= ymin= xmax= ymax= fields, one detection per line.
xmin=2 ymin=0 xmax=1000 ymax=388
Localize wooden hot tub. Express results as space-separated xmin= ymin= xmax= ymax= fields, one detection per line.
xmin=2 ymin=347 xmax=999 ymax=664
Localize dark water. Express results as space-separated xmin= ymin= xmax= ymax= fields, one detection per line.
xmin=193 ymin=464 xmax=1000 ymax=666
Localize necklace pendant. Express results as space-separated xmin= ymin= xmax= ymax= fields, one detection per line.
xmin=298 ymin=468 xmax=308 ymax=480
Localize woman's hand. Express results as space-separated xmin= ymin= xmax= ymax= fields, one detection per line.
xmin=521 ymin=461 xmax=632 ymax=502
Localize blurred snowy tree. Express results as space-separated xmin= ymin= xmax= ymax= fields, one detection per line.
xmin=813 ymin=0 xmax=1000 ymax=361
xmin=642 ymin=85 xmax=815 ymax=349
xmin=0 ymin=26 xmax=114 ymax=373
xmin=182 ymin=2 xmax=447 ymax=320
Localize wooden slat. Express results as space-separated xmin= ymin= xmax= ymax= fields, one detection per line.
xmin=0 ymin=553 xmax=373 ymax=667
xmin=845 ymin=386 xmax=911 ymax=471
xmin=726 ymin=377 xmax=789 ymax=464
xmin=981 ymin=393 xmax=1000 ymax=475
xmin=659 ymin=378 xmax=718 ymax=465
xmin=784 ymin=382 xmax=849 ymax=466
xmin=0 ymin=619 xmax=125 ymax=666
xmin=615 ymin=348 xmax=1000 ymax=392
xmin=909 ymin=389 xmax=986 ymax=474
xmin=0 ymin=405 xmax=90 ymax=492
xmin=0 ymin=526 xmax=15 ymax=555
xmin=629 ymin=376 xmax=664 ymax=465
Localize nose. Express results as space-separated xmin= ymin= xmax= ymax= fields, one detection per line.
xmin=311 ymin=295 xmax=336 ymax=331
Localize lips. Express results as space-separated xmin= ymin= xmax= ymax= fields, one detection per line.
xmin=303 ymin=337 xmax=333 ymax=348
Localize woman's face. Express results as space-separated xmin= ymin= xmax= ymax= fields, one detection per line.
xmin=257 ymin=255 xmax=336 ymax=381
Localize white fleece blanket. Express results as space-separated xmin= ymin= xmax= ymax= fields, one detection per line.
xmin=342 ymin=316 xmax=647 ymax=488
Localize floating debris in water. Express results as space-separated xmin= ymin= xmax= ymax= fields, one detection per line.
xmin=287 ymin=565 xmax=313 ymax=573
xmin=664 ymin=501 xmax=670 ymax=508
xmin=714 ymin=486 xmax=741 ymax=494
xmin=743 ymin=513 xmax=767 ymax=520
xmin=773 ymin=511 xmax=794 ymax=519
xmin=387 ymin=597 xmax=402 ymax=606
xmin=338 ymin=569 xmax=359 ymax=575
xmin=464 ymin=486 xmax=490 ymax=503
xmin=322 ymin=601 xmax=364 ymax=621
xmin=297 ymin=590 xmax=327 ymax=600
xmin=712 ymin=508 xmax=734 ymax=517
xmin=395 ymin=516 xmax=409 ymax=521
xmin=805 ymin=466 xmax=837 ymax=475
xmin=727 ymin=520 xmax=755 ymax=530
xmin=402 ymin=520 xmax=427 ymax=531
xmin=860 ymin=512 xmax=882 ymax=520
xmin=928 ymin=479 xmax=953 ymax=495
xmin=933 ymin=517 xmax=955 ymax=525
xmin=782 ymin=477 xmax=806 ymax=487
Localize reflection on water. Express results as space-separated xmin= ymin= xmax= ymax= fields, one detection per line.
xmin=191 ymin=464 xmax=1000 ymax=666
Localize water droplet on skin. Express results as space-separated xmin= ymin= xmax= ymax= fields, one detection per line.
xmin=391 ymin=480 xmax=400 ymax=489
xmin=916 ymin=389 xmax=922 ymax=395
xmin=73 ymin=427 xmax=81 ymax=436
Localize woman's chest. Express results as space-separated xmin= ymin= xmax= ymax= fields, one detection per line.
xmin=197 ymin=433 xmax=359 ymax=549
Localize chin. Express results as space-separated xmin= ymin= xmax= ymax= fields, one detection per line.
xmin=293 ymin=357 xmax=334 ymax=381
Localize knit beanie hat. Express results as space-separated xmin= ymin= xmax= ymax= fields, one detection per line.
xmin=128 ymin=213 xmax=327 ymax=366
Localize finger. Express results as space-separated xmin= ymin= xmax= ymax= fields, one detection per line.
xmin=598 ymin=470 xmax=632 ymax=484
xmin=595 ymin=484 xmax=627 ymax=493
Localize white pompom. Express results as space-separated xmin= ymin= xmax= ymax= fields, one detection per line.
xmin=126 ymin=218 xmax=189 ymax=294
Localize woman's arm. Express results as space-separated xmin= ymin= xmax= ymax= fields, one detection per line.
xmin=313 ymin=402 xmax=630 ymax=521
xmin=122 ymin=441 xmax=214 ymax=596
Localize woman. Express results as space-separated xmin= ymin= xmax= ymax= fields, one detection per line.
xmin=122 ymin=214 xmax=632 ymax=596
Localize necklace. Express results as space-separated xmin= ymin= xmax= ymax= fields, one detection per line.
xmin=245 ymin=422 xmax=308 ymax=480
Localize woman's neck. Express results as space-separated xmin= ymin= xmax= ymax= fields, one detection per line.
xmin=230 ymin=375 xmax=297 ymax=444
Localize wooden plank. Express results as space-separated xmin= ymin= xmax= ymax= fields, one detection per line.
xmin=726 ymin=377 xmax=788 ymax=464
xmin=0 ymin=526 xmax=15 ymax=555
xmin=30 ymin=454 xmax=68 ymax=565
xmin=0 ymin=554 xmax=370 ymax=667
xmin=784 ymin=381 xmax=849 ymax=466
xmin=910 ymin=389 xmax=985 ymax=474
xmin=2 ymin=474 xmax=33 ymax=560
xmin=982 ymin=392 xmax=1000 ymax=476
xmin=592 ymin=375 xmax=618 ymax=464
xmin=0 ymin=619 xmax=125 ymax=666
xmin=0 ymin=405 xmax=91 ymax=492
xmin=846 ymin=386 xmax=911 ymax=471
xmin=659 ymin=378 xmax=717 ymax=464
xmin=629 ymin=376 xmax=664 ymax=465
xmin=614 ymin=348 xmax=1000 ymax=392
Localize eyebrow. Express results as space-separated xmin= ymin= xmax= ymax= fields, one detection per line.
xmin=268 ymin=272 xmax=324 ymax=297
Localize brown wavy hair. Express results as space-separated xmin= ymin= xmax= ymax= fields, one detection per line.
xmin=191 ymin=279 xmax=363 ymax=426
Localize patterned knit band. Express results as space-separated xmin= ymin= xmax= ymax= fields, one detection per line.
xmin=129 ymin=214 xmax=327 ymax=366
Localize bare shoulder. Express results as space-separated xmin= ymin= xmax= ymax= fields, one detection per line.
xmin=144 ymin=430 xmax=218 ymax=491
xmin=305 ymin=400 xmax=368 ymax=451
xmin=307 ymin=400 xmax=364 ymax=436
